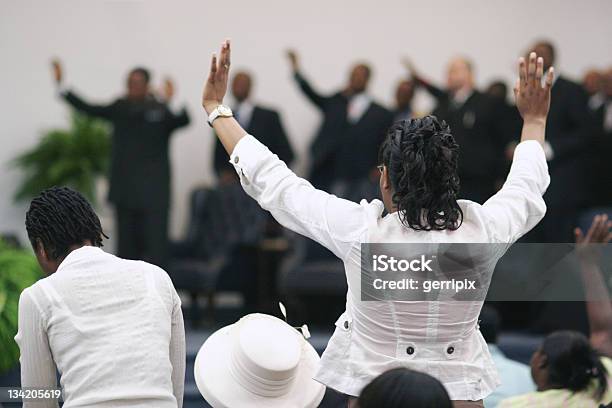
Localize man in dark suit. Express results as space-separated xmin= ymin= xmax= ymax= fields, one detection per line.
xmin=287 ymin=50 xmax=393 ymax=190
xmin=587 ymin=68 xmax=612 ymax=209
xmin=394 ymin=79 xmax=415 ymax=122
xmin=524 ymin=41 xmax=593 ymax=243
xmin=407 ymin=57 xmax=509 ymax=203
xmin=52 ymin=60 xmax=190 ymax=268
xmin=214 ymin=71 xmax=294 ymax=181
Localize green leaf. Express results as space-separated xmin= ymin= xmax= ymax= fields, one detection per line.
xmin=11 ymin=111 xmax=111 ymax=206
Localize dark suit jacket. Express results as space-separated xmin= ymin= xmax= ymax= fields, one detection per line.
xmin=587 ymin=100 xmax=612 ymax=206
xmin=294 ymin=73 xmax=394 ymax=189
xmin=420 ymin=81 xmax=509 ymax=204
xmin=543 ymin=76 xmax=593 ymax=210
xmin=214 ymin=105 xmax=294 ymax=177
xmin=63 ymin=91 xmax=190 ymax=209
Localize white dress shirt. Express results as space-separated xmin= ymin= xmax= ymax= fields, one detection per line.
xmin=15 ymin=246 xmax=185 ymax=408
xmin=229 ymin=135 xmax=549 ymax=399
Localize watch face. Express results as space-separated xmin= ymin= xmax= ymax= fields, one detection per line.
xmin=218 ymin=105 xmax=232 ymax=116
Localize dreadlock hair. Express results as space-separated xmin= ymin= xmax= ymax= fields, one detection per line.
xmin=379 ymin=116 xmax=463 ymax=231
xmin=25 ymin=187 xmax=107 ymax=261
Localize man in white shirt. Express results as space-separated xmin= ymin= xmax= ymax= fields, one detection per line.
xmin=16 ymin=187 xmax=185 ymax=408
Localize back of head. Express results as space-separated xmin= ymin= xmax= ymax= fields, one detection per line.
xmin=541 ymin=330 xmax=608 ymax=400
xmin=358 ymin=367 xmax=452 ymax=408
xmin=25 ymin=187 xmax=106 ymax=261
xmin=379 ymin=116 xmax=463 ymax=231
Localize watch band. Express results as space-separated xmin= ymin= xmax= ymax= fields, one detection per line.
xmin=207 ymin=105 xmax=233 ymax=127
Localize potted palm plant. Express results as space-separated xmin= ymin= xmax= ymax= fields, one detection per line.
xmin=13 ymin=112 xmax=111 ymax=205
xmin=0 ymin=239 xmax=41 ymax=380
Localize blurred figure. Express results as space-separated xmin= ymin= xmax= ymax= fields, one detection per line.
xmin=17 ymin=187 xmax=185 ymax=408
xmin=583 ymin=69 xmax=606 ymax=112
xmin=51 ymin=60 xmax=190 ymax=268
xmin=580 ymin=69 xmax=612 ymax=226
xmin=357 ymin=367 xmax=452 ymax=408
xmin=213 ymin=71 xmax=294 ymax=184
xmin=523 ymin=40 xmax=592 ymax=243
xmin=499 ymin=331 xmax=611 ymax=408
xmin=394 ymin=79 xmax=415 ymax=122
xmin=406 ymin=57 xmax=509 ymax=203
xmin=480 ymin=305 xmax=535 ymax=408
xmin=287 ymin=50 xmax=393 ymax=190
xmin=485 ymin=80 xmax=523 ymax=184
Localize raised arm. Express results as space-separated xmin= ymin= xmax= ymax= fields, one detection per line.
xmin=203 ymin=40 xmax=372 ymax=259
xmin=482 ymin=53 xmax=554 ymax=242
xmin=402 ymin=57 xmax=448 ymax=101
xmin=574 ymin=214 xmax=612 ymax=357
xmin=160 ymin=77 xmax=191 ymax=132
xmin=286 ymin=50 xmax=329 ymax=110
xmin=51 ymin=59 xmax=116 ymax=120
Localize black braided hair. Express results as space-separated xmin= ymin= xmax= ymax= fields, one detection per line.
xmin=541 ymin=330 xmax=608 ymax=401
xmin=378 ymin=116 xmax=463 ymax=231
xmin=25 ymin=187 xmax=107 ymax=261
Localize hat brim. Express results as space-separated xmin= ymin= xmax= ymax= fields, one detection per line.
xmin=194 ymin=324 xmax=326 ymax=408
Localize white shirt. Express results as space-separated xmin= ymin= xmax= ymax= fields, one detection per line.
xmin=15 ymin=246 xmax=185 ymax=408
xmin=234 ymin=100 xmax=255 ymax=129
xmin=229 ymin=135 xmax=549 ymax=399
xmin=347 ymin=93 xmax=371 ymax=124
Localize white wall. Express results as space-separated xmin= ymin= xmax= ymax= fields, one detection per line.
xmin=1 ymin=0 xmax=611 ymax=248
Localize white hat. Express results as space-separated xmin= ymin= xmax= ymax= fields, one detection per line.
xmin=194 ymin=313 xmax=326 ymax=408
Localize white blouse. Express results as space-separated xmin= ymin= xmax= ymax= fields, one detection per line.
xmin=229 ymin=135 xmax=549 ymax=400
xmin=15 ymin=246 xmax=185 ymax=408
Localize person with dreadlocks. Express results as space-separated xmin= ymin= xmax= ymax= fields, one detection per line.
xmin=203 ymin=40 xmax=553 ymax=407
xmin=16 ymin=187 xmax=185 ymax=408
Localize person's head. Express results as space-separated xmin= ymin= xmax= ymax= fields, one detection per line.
xmin=486 ymin=81 xmax=508 ymax=101
xmin=25 ymin=187 xmax=107 ymax=275
xmin=357 ymin=367 xmax=452 ymax=408
xmin=446 ymin=57 xmax=474 ymax=94
xmin=395 ymin=79 xmax=415 ymax=110
xmin=529 ymin=41 xmax=555 ymax=71
xmin=583 ymin=70 xmax=603 ymax=96
xmin=530 ymin=331 xmax=608 ymax=400
xmin=378 ymin=116 xmax=463 ymax=231
xmin=479 ymin=304 xmax=501 ymax=344
xmin=126 ymin=67 xmax=151 ymax=100
xmin=231 ymin=71 xmax=253 ymax=103
xmin=347 ymin=63 xmax=372 ymax=94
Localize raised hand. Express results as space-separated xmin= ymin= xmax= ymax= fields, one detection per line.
xmin=51 ymin=58 xmax=63 ymax=84
xmin=514 ymin=52 xmax=554 ymax=123
xmin=286 ymin=49 xmax=299 ymax=72
xmin=202 ymin=39 xmax=231 ymax=114
xmin=162 ymin=77 xmax=175 ymax=101
xmin=401 ymin=57 xmax=420 ymax=81
xmin=575 ymin=214 xmax=612 ymax=263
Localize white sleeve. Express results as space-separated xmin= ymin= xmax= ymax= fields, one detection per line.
xmin=482 ymin=140 xmax=550 ymax=243
xmin=169 ymin=287 xmax=185 ymax=408
xmin=15 ymin=288 xmax=59 ymax=408
xmin=229 ymin=135 xmax=382 ymax=260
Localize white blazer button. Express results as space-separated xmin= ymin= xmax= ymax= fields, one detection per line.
xmin=234 ymin=156 xmax=239 ymax=164
xmin=406 ymin=346 xmax=414 ymax=355
xmin=447 ymin=346 xmax=455 ymax=354
xmin=343 ymin=321 xmax=349 ymax=330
